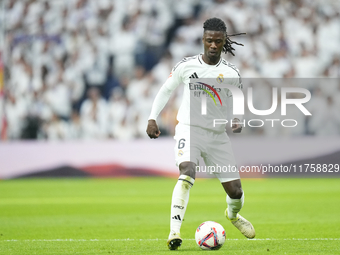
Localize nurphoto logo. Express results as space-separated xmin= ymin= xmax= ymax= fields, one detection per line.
xmin=192 ymin=79 xmax=312 ymax=129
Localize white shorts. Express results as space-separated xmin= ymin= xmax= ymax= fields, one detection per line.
xmin=174 ymin=123 xmax=240 ymax=183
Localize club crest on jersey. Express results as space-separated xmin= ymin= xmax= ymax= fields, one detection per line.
xmin=216 ymin=74 xmax=224 ymax=83
xmin=178 ymin=150 xmax=184 ymax=156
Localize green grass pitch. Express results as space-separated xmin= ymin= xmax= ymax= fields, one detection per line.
xmin=0 ymin=177 xmax=339 ymax=254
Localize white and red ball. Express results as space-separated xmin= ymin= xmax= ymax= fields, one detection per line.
xmin=195 ymin=221 xmax=226 ymax=250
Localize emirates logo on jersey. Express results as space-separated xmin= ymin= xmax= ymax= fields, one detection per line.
xmin=197 ymin=82 xmax=222 ymax=106
xmin=216 ymin=74 xmax=224 ymax=83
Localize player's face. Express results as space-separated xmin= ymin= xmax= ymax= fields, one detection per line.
xmin=202 ymin=30 xmax=225 ymax=65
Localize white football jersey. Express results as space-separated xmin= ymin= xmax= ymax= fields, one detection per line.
xmin=149 ymin=54 xmax=242 ymax=132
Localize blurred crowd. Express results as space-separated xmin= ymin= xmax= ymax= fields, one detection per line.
xmin=1 ymin=0 xmax=340 ymax=141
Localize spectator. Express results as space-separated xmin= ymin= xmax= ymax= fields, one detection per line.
xmin=80 ymin=87 xmax=108 ymax=139
xmin=44 ymin=112 xmax=69 ymax=140
xmin=4 ymin=92 xmax=27 ymax=139
xmin=68 ymin=110 xmax=83 ymax=139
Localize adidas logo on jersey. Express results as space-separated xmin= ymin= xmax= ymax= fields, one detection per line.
xmin=172 ymin=215 xmax=182 ymax=221
xmin=189 ymin=72 xmax=199 ymax=79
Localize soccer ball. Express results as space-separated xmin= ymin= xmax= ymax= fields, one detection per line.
xmin=195 ymin=221 xmax=226 ymax=250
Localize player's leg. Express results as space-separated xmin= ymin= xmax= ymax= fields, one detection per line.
xmin=167 ymin=162 xmax=196 ymax=250
xmin=222 ymin=179 xmax=243 ymax=219
xmin=221 ymin=179 xmax=255 ymax=239
xmin=170 ymin=162 xmax=196 ymax=236
xmin=168 ymin=123 xmax=199 ymax=250
xmin=206 ymin=132 xmax=255 ymax=238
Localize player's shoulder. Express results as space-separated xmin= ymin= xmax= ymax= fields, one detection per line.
xmin=220 ymin=58 xmax=241 ymax=76
xmin=220 ymin=57 xmax=242 ymax=88
xmin=172 ymin=55 xmax=200 ymax=72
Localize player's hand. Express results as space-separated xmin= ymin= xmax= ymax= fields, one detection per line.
xmin=232 ymin=118 xmax=242 ymax=133
xmin=146 ymin=119 xmax=161 ymax=139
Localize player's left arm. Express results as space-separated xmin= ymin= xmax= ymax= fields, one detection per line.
xmin=227 ymin=96 xmax=242 ymax=133
xmin=231 ymin=72 xmax=243 ymax=133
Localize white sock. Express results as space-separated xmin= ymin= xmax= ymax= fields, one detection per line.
xmin=169 ymin=175 xmax=195 ymax=236
xmin=227 ymin=193 xmax=244 ymax=220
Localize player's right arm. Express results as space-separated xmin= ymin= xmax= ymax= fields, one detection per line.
xmin=146 ymin=66 xmax=182 ymax=139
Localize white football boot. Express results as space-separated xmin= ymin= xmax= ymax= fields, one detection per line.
xmin=167 ymin=232 xmax=182 ymax=250
xmin=225 ymin=210 xmax=256 ymax=239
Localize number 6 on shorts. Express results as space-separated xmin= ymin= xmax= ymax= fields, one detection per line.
xmin=178 ymin=138 xmax=186 ymax=149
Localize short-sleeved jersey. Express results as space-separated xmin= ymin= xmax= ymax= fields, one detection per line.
xmin=149 ymin=54 xmax=242 ymax=133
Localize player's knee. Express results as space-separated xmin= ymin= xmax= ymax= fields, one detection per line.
xmin=228 ymin=187 xmax=243 ymax=199
xmin=179 ymin=162 xmax=196 ymax=179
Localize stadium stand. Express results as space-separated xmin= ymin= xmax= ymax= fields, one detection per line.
xmin=1 ymin=0 xmax=340 ymax=140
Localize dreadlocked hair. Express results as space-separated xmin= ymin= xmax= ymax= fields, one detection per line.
xmin=203 ymin=17 xmax=246 ymax=56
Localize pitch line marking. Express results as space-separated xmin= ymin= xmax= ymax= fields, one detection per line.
xmin=1 ymin=238 xmax=340 ymax=242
